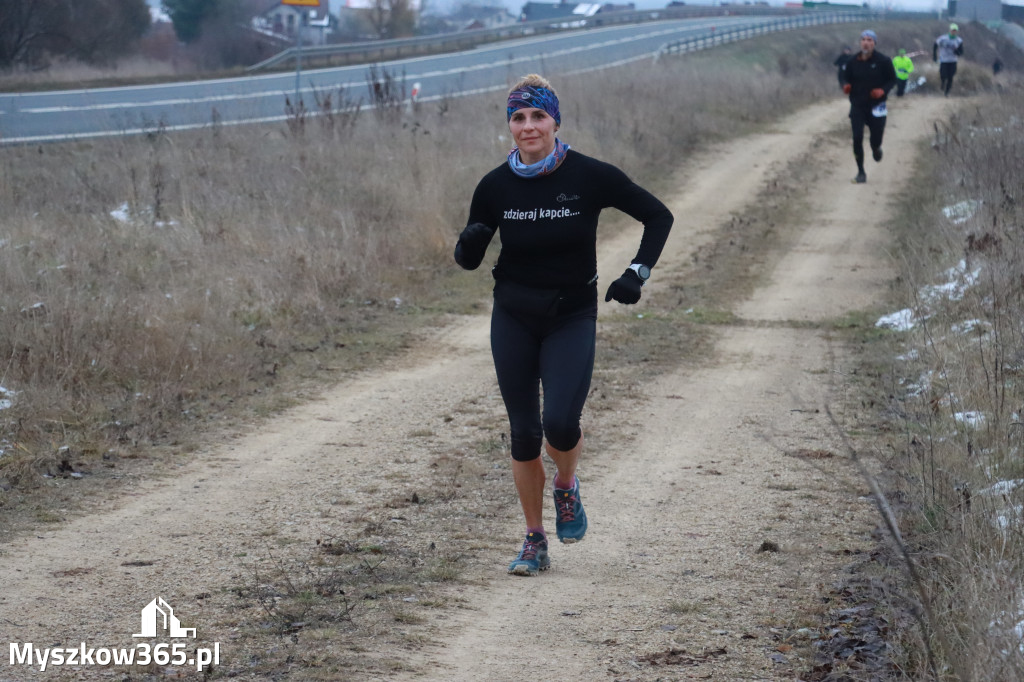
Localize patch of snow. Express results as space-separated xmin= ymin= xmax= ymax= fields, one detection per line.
xmin=902 ymin=370 xmax=932 ymax=397
xmin=110 ymin=203 xmax=179 ymax=227
xmin=942 ymin=200 xmax=981 ymax=224
xmin=980 ymin=479 xmax=1024 ymax=497
xmin=19 ymin=302 xmax=45 ymax=315
xmin=110 ymin=203 xmax=132 ymax=223
xmin=920 ymin=260 xmax=981 ymax=303
xmin=967 ymin=126 xmax=1003 ymax=137
xmin=876 ymin=308 xmax=916 ymax=331
xmin=954 ymin=411 xmax=986 ymax=428
xmin=995 ymin=506 xmax=1024 ymax=529
xmin=952 ymin=319 xmax=990 ymax=335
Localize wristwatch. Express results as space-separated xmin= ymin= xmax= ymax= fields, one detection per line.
xmin=629 ymin=263 xmax=651 ymax=284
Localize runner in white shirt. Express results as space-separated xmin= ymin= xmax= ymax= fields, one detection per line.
xmin=933 ymin=24 xmax=965 ymax=97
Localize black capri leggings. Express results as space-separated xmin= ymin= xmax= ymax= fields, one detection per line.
xmin=850 ymin=106 xmax=886 ymax=163
xmin=490 ymin=297 xmax=597 ymax=462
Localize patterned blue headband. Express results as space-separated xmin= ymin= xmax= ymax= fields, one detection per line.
xmin=507 ymin=86 xmax=560 ymax=126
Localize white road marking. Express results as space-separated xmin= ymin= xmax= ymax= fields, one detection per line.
xmin=14 ymin=22 xmax=724 ymax=114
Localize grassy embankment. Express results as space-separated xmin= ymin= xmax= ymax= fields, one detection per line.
xmin=841 ymin=83 xmax=1024 ymax=679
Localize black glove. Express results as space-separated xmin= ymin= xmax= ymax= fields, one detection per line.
xmin=604 ymin=268 xmax=643 ymax=304
xmin=454 ymin=222 xmax=495 ymax=270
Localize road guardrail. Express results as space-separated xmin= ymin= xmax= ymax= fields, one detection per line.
xmin=657 ymin=10 xmax=867 ymax=57
xmin=246 ymin=6 xmax=861 ymax=72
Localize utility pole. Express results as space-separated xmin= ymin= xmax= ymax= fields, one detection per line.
xmin=295 ymin=15 xmax=302 ymax=106
xmin=282 ymin=0 xmax=322 ymax=107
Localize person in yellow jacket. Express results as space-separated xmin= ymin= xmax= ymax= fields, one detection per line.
xmin=892 ymin=48 xmax=914 ymax=97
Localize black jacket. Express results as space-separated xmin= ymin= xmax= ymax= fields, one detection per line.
xmin=833 ymin=52 xmax=852 ymax=68
xmin=841 ymin=50 xmax=898 ymax=110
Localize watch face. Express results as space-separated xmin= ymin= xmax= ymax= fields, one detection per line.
xmin=637 ymin=265 xmax=651 ymax=280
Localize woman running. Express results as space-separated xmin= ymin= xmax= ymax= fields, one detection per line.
xmin=454 ymin=74 xmax=673 ymax=576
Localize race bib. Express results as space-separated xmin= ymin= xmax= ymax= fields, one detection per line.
xmin=872 ymin=102 xmax=888 ymax=118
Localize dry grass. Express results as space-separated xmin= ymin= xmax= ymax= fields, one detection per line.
xmin=851 ymin=89 xmax=1024 ymax=679
xmin=0 ymin=55 xmax=188 ymax=92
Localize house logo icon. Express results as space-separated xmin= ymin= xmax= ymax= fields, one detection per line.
xmin=132 ymin=597 xmax=197 ymax=638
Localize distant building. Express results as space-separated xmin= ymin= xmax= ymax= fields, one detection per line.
xmin=447 ymin=5 xmax=519 ymax=31
xmin=519 ymin=1 xmax=632 ymax=23
xmin=254 ymin=1 xmax=338 ymax=44
xmin=1004 ymin=0 xmax=1024 ymax=23
xmin=520 ymin=2 xmax=580 ymax=22
xmin=801 ymin=1 xmax=866 ymax=8
xmin=947 ymin=0 xmax=1003 ymax=20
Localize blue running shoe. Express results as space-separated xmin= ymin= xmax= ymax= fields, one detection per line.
xmin=508 ymin=532 xmax=550 ymax=576
xmin=554 ymin=476 xmax=588 ymax=544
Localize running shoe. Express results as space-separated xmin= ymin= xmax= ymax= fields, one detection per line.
xmin=855 ymin=171 xmax=867 ymax=184
xmin=872 ymin=147 xmax=883 ymax=162
xmin=507 ymin=532 xmax=550 ymax=576
xmin=554 ymin=476 xmax=588 ymax=543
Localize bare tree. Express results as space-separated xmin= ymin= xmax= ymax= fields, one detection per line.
xmin=67 ymin=0 xmax=151 ymax=64
xmin=0 ymin=0 xmax=63 ymax=68
xmin=186 ymin=0 xmax=269 ymax=69
xmin=0 ymin=0 xmax=150 ymax=69
xmin=388 ymin=0 xmax=415 ymax=39
xmin=364 ymin=0 xmax=416 ymax=39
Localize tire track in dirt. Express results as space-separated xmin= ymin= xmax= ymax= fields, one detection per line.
xmin=0 ymin=96 xmax=952 ymax=680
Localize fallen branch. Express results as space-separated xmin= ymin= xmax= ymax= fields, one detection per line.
xmin=825 ymin=404 xmax=968 ymax=681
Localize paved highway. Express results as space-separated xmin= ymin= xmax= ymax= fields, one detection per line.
xmin=0 ymin=16 xmax=790 ymax=144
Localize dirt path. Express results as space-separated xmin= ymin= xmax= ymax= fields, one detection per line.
xmin=391 ymin=96 xmax=958 ymax=681
xmin=0 ymin=95 xmax=954 ymax=681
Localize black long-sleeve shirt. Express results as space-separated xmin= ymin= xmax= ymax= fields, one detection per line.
xmin=462 ymin=150 xmax=673 ymax=289
xmin=841 ymin=50 xmax=898 ymax=110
